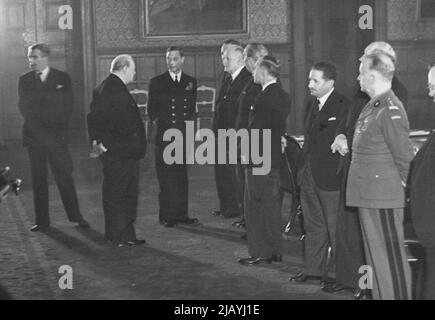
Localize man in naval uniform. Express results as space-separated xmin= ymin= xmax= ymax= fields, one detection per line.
xmin=148 ymin=46 xmax=199 ymax=228
xmin=346 ymin=52 xmax=414 ymax=300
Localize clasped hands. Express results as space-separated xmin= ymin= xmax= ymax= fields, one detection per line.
xmin=331 ymin=134 xmax=349 ymax=156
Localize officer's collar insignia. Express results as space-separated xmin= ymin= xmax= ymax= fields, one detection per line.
xmin=374 ymin=100 xmax=381 ymax=108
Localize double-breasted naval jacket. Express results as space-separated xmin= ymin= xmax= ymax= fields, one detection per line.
xmin=148 ymin=72 xmax=197 ymax=146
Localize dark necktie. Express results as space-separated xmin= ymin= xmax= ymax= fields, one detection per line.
xmin=174 ymin=75 xmax=178 ymax=83
xmin=35 ymin=71 xmax=43 ymax=84
xmin=312 ymin=99 xmax=320 ymax=121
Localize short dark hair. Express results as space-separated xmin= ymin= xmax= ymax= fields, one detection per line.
xmin=429 ymin=62 xmax=435 ymax=70
xmin=223 ymin=39 xmax=242 ymax=47
xmin=258 ymin=55 xmax=281 ymax=78
xmin=29 ymin=43 xmax=51 ymax=57
xmin=167 ymin=46 xmax=184 ymax=57
xmin=312 ymin=61 xmax=337 ymax=81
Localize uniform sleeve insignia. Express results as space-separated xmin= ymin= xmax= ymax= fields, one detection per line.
xmin=389 ymin=106 xmax=399 ymax=110
xmin=391 ymin=115 xmax=402 ymax=120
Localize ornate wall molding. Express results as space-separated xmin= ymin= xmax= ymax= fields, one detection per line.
xmin=388 ymin=0 xmax=435 ymax=40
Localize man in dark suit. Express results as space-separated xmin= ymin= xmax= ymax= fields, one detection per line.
xmin=148 ymin=47 xmax=198 ymax=228
xmin=212 ymin=45 xmax=252 ymax=219
xmin=410 ymin=63 xmax=435 ymax=300
xmin=289 ymin=62 xmax=348 ymax=283
xmin=87 ymin=55 xmax=146 ymax=247
xmin=18 ymin=43 xmax=88 ymax=232
xmin=238 ymin=56 xmax=290 ymax=265
xmin=232 ymin=43 xmax=270 ymax=229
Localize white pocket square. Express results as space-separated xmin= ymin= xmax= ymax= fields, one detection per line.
xmin=56 ymin=85 xmax=64 ymax=89
xmin=328 ymin=117 xmax=337 ymax=121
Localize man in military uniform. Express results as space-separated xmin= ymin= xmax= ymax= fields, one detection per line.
xmin=148 ymin=47 xmax=198 ymax=228
xmin=328 ymin=41 xmax=408 ymax=298
xmin=346 ymin=53 xmax=414 ymax=300
xmin=212 ymin=45 xmax=252 ymax=219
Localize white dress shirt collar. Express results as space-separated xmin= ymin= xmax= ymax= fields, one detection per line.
xmin=38 ymin=67 xmax=50 ymax=82
xmin=230 ymin=66 xmax=244 ymax=81
xmin=169 ymin=71 xmax=182 ymax=82
xmin=262 ymin=79 xmax=278 ymax=91
xmin=317 ymin=88 xmax=334 ymax=111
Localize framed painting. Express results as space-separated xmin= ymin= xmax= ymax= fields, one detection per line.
xmin=417 ymin=0 xmax=435 ymax=20
xmin=141 ymin=0 xmax=248 ymax=38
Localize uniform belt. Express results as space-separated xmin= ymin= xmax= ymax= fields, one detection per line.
xmin=351 ymin=152 xmax=394 ymax=164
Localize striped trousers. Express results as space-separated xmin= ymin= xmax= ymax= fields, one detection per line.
xmin=359 ymin=208 xmax=412 ymax=300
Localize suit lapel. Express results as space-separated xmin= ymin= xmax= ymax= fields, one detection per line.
xmin=305 ymin=98 xmax=318 ymax=132
xmin=318 ymin=90 xmax=337 ymax=119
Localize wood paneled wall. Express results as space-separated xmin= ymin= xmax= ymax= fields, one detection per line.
xmin=94 ymin=44 xmax=296 ymax=132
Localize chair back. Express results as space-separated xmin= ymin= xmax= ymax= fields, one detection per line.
xmin=195 ymin=85 xmax=216 ymax=131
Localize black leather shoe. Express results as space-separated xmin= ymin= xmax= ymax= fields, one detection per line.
xmin=75 ymin=219 xmax=90 ymax=229
xmin=160 ymin=219 xmax=178 ymax=228
xmin=238 ymin=257 xmax=272 ymax=266
xmin=272 ymin=254 xmax=283 ymax=262
xmin=30 ymin=224 xmax=49 ymax=232
xmin=177 ymin=218 xmax=199 ymax=225
xmin=288 ymin=272 xmax=321 ymax=283
xmin=212 ymin=210 xmax=224 ymax=217
xmin=232 ymin=219 xmax=243 ymax=226
xmin=322 ymin=282 xmax=346 ymax=293
xmin=127 ymin=239 xmax=146 ymax=246
xmin=353 ymin=289 xmax=372 ymax=300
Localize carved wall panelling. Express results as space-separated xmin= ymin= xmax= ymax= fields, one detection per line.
xmin=94 ymin=0 xmax=291 ymax=50
xmin=388 ymin=0 xmax=435 ymax=40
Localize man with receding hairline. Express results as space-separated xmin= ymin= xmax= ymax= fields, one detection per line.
xmin=289 ymin=61 xmax=348 ymax=285
xmin=346 ymin=52 xmax=414 ymax=300
xmin=87 ymin=54 xmax=147 ymax=247
xmin=212 ymin=43 xmax=251 ymax=219
xmin=18 ymin=43 xmax=89 ymax=232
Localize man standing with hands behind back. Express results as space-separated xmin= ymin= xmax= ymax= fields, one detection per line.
xmin=87 ymin=55 xmax=147 ymax=247
xmin=18 ymin=43 xmax=89 ymax=232
xmin=347 ymin=53 xmax=413 ymax=300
